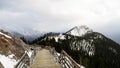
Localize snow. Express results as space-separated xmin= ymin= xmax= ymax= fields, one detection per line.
xmin=57 ymin=53 xmax=60 ymax=56
xmin=8 ymin=54 xmax=15 ymax=59
xmin=25 ymin=51 xmax=32 ymax=57
xmin=89 ymin=51 xmax=94 ymax=56
xmin=54 ymin=35 xmax=65 ymax=42
xmin=48 ymin=34 xmax=65 ymax=42
xmin=0 ymin=54 xmax=17 ymax=68
xmin=27 ymin=51 xmax=33 ymax=57
xmin=78 ymin=64 xmax=85 ymax=68
xmin=0 ymin=32 xmax=12 ymax=39
xmin=0 ymin=24 xmax=44 ymax=42
xmin=80 ymin=65 xmax=85 ymax=68
xmin=59 ymin=34 xmax=66 ymax=39
xmin=66 ymin=26 xmax=93 ymax=37
xmin=70 ymin=39 xmax=95 ymax=56
xmin=54 ymin=34 xmax=66 ymax=42
xmin=93 ymin=34 xmax=103 ymax=40
xmin=109 ymin=47 xmax=117 ymax=54
xmin=54 ymin=37 xmax=59 ymax=42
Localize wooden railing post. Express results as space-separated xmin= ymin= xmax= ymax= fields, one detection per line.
xmin=15 ymin=47 xmax=39 ymax=68
xmin=59 ymin=50 xmax=81 ymax=68
xmin=15 ymin=52 xmax=29 ymax=68
xmin=49 ymin=47 xmax=81 ymax=68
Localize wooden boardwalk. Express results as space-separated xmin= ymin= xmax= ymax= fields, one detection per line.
xmin=30 ymin=49 xmax=61 ymax=68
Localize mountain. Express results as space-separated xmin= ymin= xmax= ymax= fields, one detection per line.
xmin=65 ymin=25 xmax=93 ymax=36
xmin=0 ymin=29 xmax=31 ymax=68
xmin=32 ymin=25 xmax=120 ymax=68
xmin=0 ymin=24 xmax=44 ymax=42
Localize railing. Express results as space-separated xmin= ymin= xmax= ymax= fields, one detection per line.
xmin=59 ymin=50 xmax=81 ymax=68
xmin=50 ymin=47 xmax=81 ymax=68
xmin=50 ymin=47 xmax=59 ymax=64
xmin=15 ymin=52 xmax=29 ymax=68
xmin=29 ymin=47 xmax=41 ymax=65
xmin=15 ymin=46 xmax=80 ymax=68
xmin=15 ymin=47 xmax=39 ymax=68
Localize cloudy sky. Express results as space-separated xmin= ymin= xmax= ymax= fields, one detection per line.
xmin=0 ymin=0 xmax=120 ymax=43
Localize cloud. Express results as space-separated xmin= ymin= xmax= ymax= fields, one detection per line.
xmin=0 ymin=0 xmax=120 ymax=43
xmin=21 ymin=0 xmax=120 ymax=28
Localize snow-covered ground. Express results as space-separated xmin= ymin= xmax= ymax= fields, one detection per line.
xmin=70 ymin=39 xmax=95 ymax=56
xmin=80 ymin=65 xmax=85 ymax=68
xmin=48 ymin=34 xmax=65 ymax=42
xmin=54 ymin=34 xmax=65 ymax=42
xmin=0 ymin=54 xmax=18 ymax=68
xmin=0 ymin=32 xmax=12 ymax=39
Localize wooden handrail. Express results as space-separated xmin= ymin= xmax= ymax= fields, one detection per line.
xmin=59 ymin=50 xmax=81 ymax=68
xmin=50 ymin=47 xmax=59 ymax=64
xmin=15 ymin=52 xmax=29 ymax=68
xmin=15 ymin=47 xmax=39 ymax=68
xmin=50 ymin=47 xmax=81 ymax=68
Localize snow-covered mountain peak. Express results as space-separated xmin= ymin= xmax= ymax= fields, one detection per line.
xmin=66 ymin=25 xmax=93 ymax=36
xmin=0 ymin=24 xmax=45 ymax=41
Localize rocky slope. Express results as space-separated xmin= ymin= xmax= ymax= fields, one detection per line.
xmin=0 ymin=29 xmax=30 ymax=68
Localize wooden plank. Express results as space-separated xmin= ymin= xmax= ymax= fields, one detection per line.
xmin=30 ymin=49 xmax=61 ymax=68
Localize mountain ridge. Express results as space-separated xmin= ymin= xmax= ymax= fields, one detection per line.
xmin=0 ymin=25 xmax=44 ymax=42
